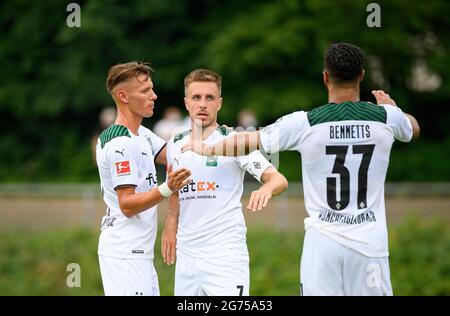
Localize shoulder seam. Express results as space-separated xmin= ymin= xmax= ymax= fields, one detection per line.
xmin=308 ymin=102 xmax=386 ymax=126
xmin=99 ymin=125 xmax=130 ymax=148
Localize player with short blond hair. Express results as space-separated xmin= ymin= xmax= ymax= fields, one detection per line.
xmin=96 ymin=61 xmax=191 ymax=296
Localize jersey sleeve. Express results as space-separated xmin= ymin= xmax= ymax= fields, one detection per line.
xmin=382 ymin=104 xmax=413 ymax=142
xmin=166 ymin=138 xmax=174 ymax=166
xmin=147 ymin=129 xmax=167 ymax=159
xmin=237 ymin=150 xmax=273 ymax=183
xmin=163 ymin=139 xmax=173 ymax=182
xmin=106 ymin=137 xmax=139 ymax=189
xmin=259 ymin=111 xmax=309 ymax=153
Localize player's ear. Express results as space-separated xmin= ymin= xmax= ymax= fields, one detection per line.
xmin=359 ymin=69 xmax=365 ymax=82
xmin=323 ymin=70 xmax=329 ymax=86
xmin=184 ymin=97 xmax=190 ymax=111
xmin=116 ymin=90 xmax=128 ymax=104
xmin=217 ymin=97 xmax=222 ymax=112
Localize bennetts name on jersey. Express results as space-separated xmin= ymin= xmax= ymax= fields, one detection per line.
xmin=329 ymin=124 xmax=371 ymax=139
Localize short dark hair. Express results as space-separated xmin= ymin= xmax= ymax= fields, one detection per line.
xmin=324 ymin=43 xmax=365 ymax=83
xmin=106 ymin=61 xmax=153 ymax=94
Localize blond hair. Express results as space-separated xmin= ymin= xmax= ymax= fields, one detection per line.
xmin=106 ymin=61 xmax=153 ymax=94
xmin=184 ymin=69 xmax=221 ymax=96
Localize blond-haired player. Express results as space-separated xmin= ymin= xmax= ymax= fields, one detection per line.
xmin=96 ymin=62 xmax=191 ymax=296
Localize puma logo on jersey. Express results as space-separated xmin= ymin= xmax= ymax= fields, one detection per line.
xmin=115 ymin=161 xmax=131 ymax=175
xmin=173 ymin=157 xmax=180 ymax=166
xmin=115 ymin=149 xmax=125 ymax=156
xmin=141 ymin=152 xmax=148 ymax=157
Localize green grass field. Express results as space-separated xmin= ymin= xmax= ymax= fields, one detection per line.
xmin=0 ymin=215 xmax=448 ymax=295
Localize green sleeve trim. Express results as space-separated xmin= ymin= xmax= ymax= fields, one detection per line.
xmin=99 ymin=125 xmax=130 ymax=148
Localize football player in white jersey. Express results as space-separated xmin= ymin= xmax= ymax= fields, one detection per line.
xmin=96 ymin=62 xmax=191 ymax=296
xmin=182 ymin=44 xmax=420 ymax=295
xmin=161 ymin=69 xmax=288 ymax=296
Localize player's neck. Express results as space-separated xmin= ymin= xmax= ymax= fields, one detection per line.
xmin=190 ymin=122 xmax=218 ymax=141
xmin=114 ymin=111 xmax=142 ymax=136
xmin=328 ymin=85 xmax=360 ymax=104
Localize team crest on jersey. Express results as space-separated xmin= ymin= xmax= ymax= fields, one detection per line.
xmin=253 ymin=162 xmax=261 ymax=169
xmin=145 ymin=136 xmax=153 ymax=148
xmin=115 ymin=161 xmax=131 ymax=176
xmin=206 ymin=156 xmax=218 ymax=167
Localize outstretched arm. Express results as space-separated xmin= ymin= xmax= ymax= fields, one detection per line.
xmin=161 ymin=193 xmax=180 ymax=265
xmin=246 ymin=166 xmax=288 ymax=212
xmin=116 ymin=165 xmax=190 ymax=218
xmin=372 ymin=90 xmax=420 ymax=139
xmin=182 ymin=131 xmax=262 ymax=157
xmin=405 ymin=113 xmax=420 ymax=139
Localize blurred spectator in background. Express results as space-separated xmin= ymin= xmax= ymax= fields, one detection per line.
xmin=91 ymin=107 xmax=117 ymax=164
xmin=154 ymin=106 xmax=190 ymax=141
xmin=237 ymin=109 xmax=258 ymax=131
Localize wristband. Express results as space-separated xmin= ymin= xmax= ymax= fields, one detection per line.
xmin=158 ymin=182 xmax=173 ymax=197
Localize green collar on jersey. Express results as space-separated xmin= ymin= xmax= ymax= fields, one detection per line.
xmin=174 ymin=130 xmax=191 ymax=143
xmin=216 ymin=125 xmax=233 ymax=136
xmin=307 ymin=101 xmax=387 ymax=126
xmin=99 ymin=124 xmax=130 ymax=148
xmin=173 ymin=125 xmax=232 ymax=143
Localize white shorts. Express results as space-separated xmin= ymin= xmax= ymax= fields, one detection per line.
xmin=175 ymin=250 xmax=249 ymax=296
xmin=300 ymin=228 xmax=393 ymax=296
xmin=98 ymin=255 xmax=160 ymax=296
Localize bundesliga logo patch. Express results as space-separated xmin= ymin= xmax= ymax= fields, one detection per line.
xmin=116 ymin=161 xmax=131 ymax=176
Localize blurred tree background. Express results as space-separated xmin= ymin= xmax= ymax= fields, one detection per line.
xmin=0 ymin=0 xmax=449 ymax=182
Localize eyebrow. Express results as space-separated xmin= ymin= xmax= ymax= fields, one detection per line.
xmin=192 ymin=94 xmax=215 ymax=98
xmin=140 ymin=84 xmax=152 ymax=91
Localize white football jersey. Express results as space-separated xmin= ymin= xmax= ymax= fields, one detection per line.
xmin=96 ymin=124 xmax=166 ymax=259
xmin=260 ymin=102 xmax=413 ymax=257
xmin=167 ymin=126 xmax=273 ymax=258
